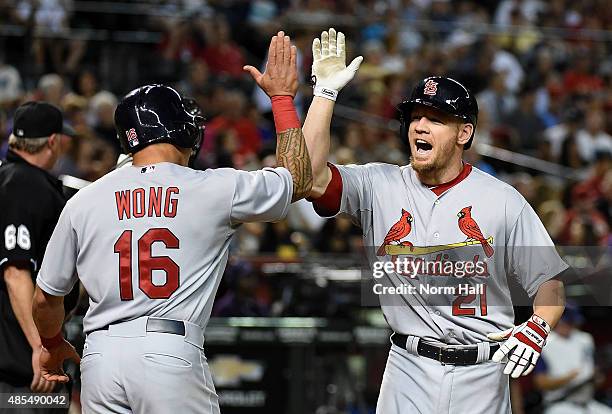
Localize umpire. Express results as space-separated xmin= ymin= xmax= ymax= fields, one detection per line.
xmin=0 ymin=102 xmax=76 ymax=408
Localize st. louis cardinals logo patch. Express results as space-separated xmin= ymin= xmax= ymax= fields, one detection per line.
xmin=423 ymin=79 xmax=438 ymax=96
xmin=126 ymin=128 xmax=139 ymax=147
xmin=377 ymin=206 xmax=494 ymax=258
xmin=377 ymin=209 xmax=414 ymax=256
xmin=457 ymin=206 xmax=494 ymax=258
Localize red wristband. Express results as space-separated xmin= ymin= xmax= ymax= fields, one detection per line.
xmin=308 ymin=162 xmax=342 ymax=217
xmin=271 ymin=96 xmax=300 ymax=132
xmin=41 ymin=332 xmax=64 ymax=349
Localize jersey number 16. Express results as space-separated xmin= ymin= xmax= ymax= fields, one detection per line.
xmin=114 ymin=228 xmax=180 ymax=300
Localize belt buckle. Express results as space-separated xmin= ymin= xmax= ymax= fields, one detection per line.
xmin=438 ymin=347 xmax=445 ymax=365
xmin=441 ymin=346 xmax=458 ymax=366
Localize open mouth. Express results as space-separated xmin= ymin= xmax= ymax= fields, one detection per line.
xmin=415 ymin=139 xmax=433 ymax=154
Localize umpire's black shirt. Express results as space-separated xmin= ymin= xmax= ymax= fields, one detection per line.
xmin=0 ymin=149 xmax=66 ymax=386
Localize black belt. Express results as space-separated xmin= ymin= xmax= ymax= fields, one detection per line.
xmin=89 ymin=318 xmax=186 ymax=336
xmin=391 ymin=333 xmax=499 ymax=366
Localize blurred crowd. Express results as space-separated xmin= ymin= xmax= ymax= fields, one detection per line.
xmin=0 ymin=0 xmax=610 ymax=262
xmin=0 ymin=2 xmax=611 ymax=411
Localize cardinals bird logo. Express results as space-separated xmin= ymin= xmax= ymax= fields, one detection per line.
xmin=457 ymin=206 xmax=494 ymax=258
xmin=377 ymin=209 xmax=413 ymax=256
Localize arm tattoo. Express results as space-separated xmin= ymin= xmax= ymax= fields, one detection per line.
xmin=276 ymin=128 xmax=313 ymax=202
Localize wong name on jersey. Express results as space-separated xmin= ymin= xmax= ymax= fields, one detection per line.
xmin=115 ymin=186 xmax=179 ymax=220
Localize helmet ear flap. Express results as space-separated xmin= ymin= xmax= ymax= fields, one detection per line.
xmin=400 ymin=115 xmax=407 ymax=143
xmin=115 ymin=85 xmax=208 ymax=156
xmin=398 ymin=108 xmax=411 ymax=156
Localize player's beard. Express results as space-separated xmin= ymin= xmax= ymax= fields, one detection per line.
xmin=410 ymin=135 xmax=458 ymax=177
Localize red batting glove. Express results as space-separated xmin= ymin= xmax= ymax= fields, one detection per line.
xmin=487 ymin=314 xmax=550 ymax=378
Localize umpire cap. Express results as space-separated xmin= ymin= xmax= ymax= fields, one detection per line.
xmin=13 ymin=101 xmax=76 ymax=138
xmin=114 ymin=84 xmax=205 ymax=155
xmin=397 ymin=76 xmax=478 ymax=149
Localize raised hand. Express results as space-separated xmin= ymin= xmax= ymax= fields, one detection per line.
xmin=311 ymin=28 xmax=363 ymax=100
xmin=244 ymin=30 xmax=298 ymax=98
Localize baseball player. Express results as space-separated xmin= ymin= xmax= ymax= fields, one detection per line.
xmin=31 ymin=31 xmax=311 ymax=413
xmin=302 ymin=28 xmax=567 ymax=413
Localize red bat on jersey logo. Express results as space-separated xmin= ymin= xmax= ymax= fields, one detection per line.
xmin=377 ymin=209 xmax=414 ymax=256
xmin=423 ymin=79 xmax=438 ymax=96
xmin=126 ymin=128 xmax=139 ymax=147
xmin=457 ymin=206 xmax=494 ymax=258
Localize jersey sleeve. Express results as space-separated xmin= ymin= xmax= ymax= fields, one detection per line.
xmin=311 ymin=163 xmax=373 ymax=230
xmin=229 ymin=167 xmax=293 ymax=224
xmin=36 ymin=203 xmax=78 ymax=296
xmin=506 ymin=203 xmax=569 ymax=297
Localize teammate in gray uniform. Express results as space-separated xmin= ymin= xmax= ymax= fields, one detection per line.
xmin=31 ymin=31 xmax=312 ymax=414
xmin=302 ymin=28 xmax=567 ymax=413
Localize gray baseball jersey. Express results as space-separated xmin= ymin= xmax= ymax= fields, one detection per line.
xmin=313 ymin=161 xmax=568 ymax=414
xmin=314 ymin=162 xmax=567 ymax=343
xmin=37 ymin=163 xmax=293 ymax=333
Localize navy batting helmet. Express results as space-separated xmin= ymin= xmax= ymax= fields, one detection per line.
xmin=114 ymin=84 xmax=205 ymax=156
xmin=397 ymin=76 xmax=478 ymax=149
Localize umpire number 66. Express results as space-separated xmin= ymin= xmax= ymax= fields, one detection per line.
xmin=4 ymin=224 xmax=31 ymax=250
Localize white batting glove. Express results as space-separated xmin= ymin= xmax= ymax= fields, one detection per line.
xmin=311 ymin=28 xmax=363 ymax=101
xmin=487 ymin=314 xmax=551 ymax=378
